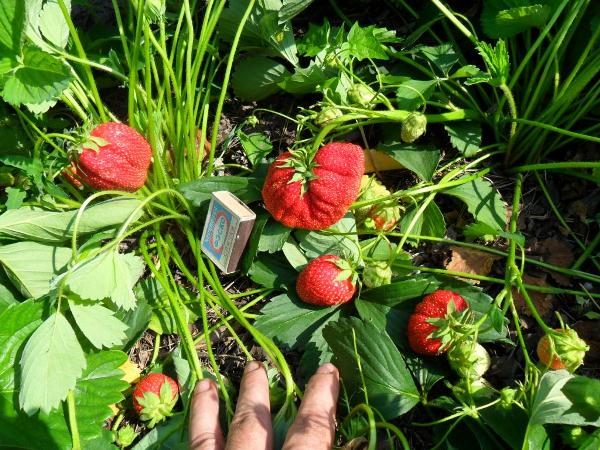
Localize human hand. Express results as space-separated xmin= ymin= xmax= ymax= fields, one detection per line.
xmin=189 ymin=361 xmax=340 ymax=450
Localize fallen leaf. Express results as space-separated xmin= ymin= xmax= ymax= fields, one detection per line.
xmin=341 ymin=437 xmax=369 ymax=450
xmin=513 ymin=274 xmax=555 ymax=320
xmin=535 ymin=238 xmax=574 ymax=285
xmin=446 ymin=246 xmax=501 ymax=284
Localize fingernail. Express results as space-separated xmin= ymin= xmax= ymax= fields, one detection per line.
xmin=195 ymin=379 xmax=213 ymax=393
xmin=316 ymin=363 xmax=336 ymax=374
xmin=245 ymin=360 xmax=264 ymax=372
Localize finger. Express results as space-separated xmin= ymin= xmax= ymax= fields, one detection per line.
xmin=283 ymin=363 xmax=340 ymax=450
xmin=226 ymin=361 xmax=273 ymax=450
xmin=189 ymin=379 xmax=225 ymax=450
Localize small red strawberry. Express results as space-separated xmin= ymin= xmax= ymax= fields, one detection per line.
xmin=407 ymin=290 xmax=469 ymax=356
xmin=133 ymin=373 xmax=179 ymax=428
xmin=67 ymin=122 xmax=152 ymax=192
xmin=296 ymin=254 xmax=357 ymax=306
xmin=262 ymin=142 xmax=364 ymax=230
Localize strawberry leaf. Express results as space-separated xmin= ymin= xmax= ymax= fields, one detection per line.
xmin=66 ymin=251 xmax=144 ymax=310
xmin=19 ymin=312 xmax=87 ymax=414
xmin=68 ymin=299 xmax=128 ymax=349
xmin=323 ymin=317 xmax=420 ymax=419
xmin=0 ymin=242 xmax=71 ymax=298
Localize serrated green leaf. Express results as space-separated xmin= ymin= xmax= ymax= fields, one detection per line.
xmin=399 ymin=201 xmax=446 ymax=244
xmin=248 ymin=253 xmax=297 ymax=289
xmin=66 ymin=251 xmax=144 ymax=310
xmin=281 ymin=238 xmax=308 ymax=271
xmin=0 ymin=197 xmax=143 ymax=243
xmin=323 ymin=317 xmax=420 ymax=419
xmin=38 ymin=0 xmax=71 ymax=48
xmin=530 ymin=371 xmax=600 ymax=427
xmin=379 ymin=141 xmax=440 ymax=181
xmin=0 ymin=0 xmax=25 ymax=71
xmin=443 ymin=177 xmax=506 ymax=231
xmin=5 ymin=187 xmax=26 ymax=209
xmin=2 ymin=46 xmax=72 ymax=105
xmin=296 ymin=214 xmax=360 ymax=262
xmin=255 ymin=292 xmax=342 ymax=350
xmin=396 ymin=79 xmax=436 ymax=111
xmin=345 ymin=23 xmax=391 ymax=60
xmin=419 ymin=43 xmax=458 ymax=75
xmin=445 ymin=121 xmax=482 ymax=157
xmin=232 ymin=56 xmax=289 ymax=101
xmin=451 ymin=64 xmax=487 ymax=79
xmin=178 ymin=176 xmax=262 ymax=208
xmin=2 ymin=348 xmax=127 ymax=449
xmin=19 ymin=312 xmax=86 ymax=414
xmin=132 ymin=412 xmax=187 ymax=450
xmin=69 ymin=299 xmax=127 ymax=349
xmin=278 ymin=0 xmax=316 ymax=22
xmin=279 ymin=61 xmax=333 ymax=94
xmin=0 ymin=241 xmax=71 ymax=298
xmin=297 ymin=19 xmax=331 ymax=56
xmin=258 ymin=220 xmax=291 ymax=254
xmin=0 ymin=300 xmax=44 ymax=391
xmin=482 ymin=2 xmax=553 ymax=38
xmin=237 ymin=130 xmax=273 ymax=166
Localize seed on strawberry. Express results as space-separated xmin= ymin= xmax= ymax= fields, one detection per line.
xmin=68 ymin=122 xmax=152 ymax=192
xmin=262 ymin=142 xmax=364 ymax=230
xmin=296 ymin=254 xmax=357 ymax=306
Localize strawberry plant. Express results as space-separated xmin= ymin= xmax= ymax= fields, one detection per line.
xmin=0 ymin=0 xmax=598 ymax=449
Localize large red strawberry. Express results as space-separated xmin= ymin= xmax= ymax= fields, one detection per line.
xmin=407 ymin=290 xmax=469 ymax=356
xmin=296 ymin=254 xmax=357 ymax=306
xmin=262 ymin=142 xmax=364 ymax=230
xmin=67 ymin=122 xmax=152 ymax=192
xmin=133 ymin=373 xmax=179 ymax=428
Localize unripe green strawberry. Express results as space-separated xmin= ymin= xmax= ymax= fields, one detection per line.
xmin=499 ymin=387 xmax=517 ymax=409
xmin=355 ymin=176 xmax=401 ymax=231
xmin=114 ymin=425 xmax=138 ymax=448
xmin=348 ymin=84 xmax=378 ymax=107
xmin=133 ymin=373 xmax=179 ymax=428
xmin=448 ymin=340 xmax=491 ymax=380
xmin=296 ymin=254 xmax=357 ymax=306
xmin=537 ymin=328 xmax=588 ymax=372
xmin=363 ymin=261 xmax=392 ymax=288
xmin=315 ymin=107 xmax=343 ymax=127
xmin=401 ymin=112 xmax=427 ymax=143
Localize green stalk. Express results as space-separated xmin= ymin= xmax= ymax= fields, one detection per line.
xmin=429 ymin=0 xmax=475 ymax=43
xmin=510 ymin=160 xmax=600 ymax=173
xmin=572 ymin=232 xmax=600 ymax=271
xmin=208 ymin=0 xmax=257 ymax=174
xmin=57 ymin=0 xmax=108 ymax=122
xmin=67 ymin=390 xmax=81 ymax=450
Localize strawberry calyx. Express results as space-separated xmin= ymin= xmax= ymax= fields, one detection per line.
xmin=428 ymin=305 xmax=474 ymax=353
xmin=279 ymin=147 xmax=319 ymax=195
xmin=136 ymin=382 xmax=178 ymax=428
xmin=542 ymin=327 xmax=588 ymax=372
xmin=334 ymin=257 xmax=359 ymax=286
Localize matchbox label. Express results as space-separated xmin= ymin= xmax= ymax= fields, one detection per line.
xmin=201 ymin=191 xmax=255 ymax=273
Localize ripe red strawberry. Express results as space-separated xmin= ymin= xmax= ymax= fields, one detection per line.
xmin=296 ymin=254 xmax=357 ymax=306
xmin=68 ymin=122 xmax=152 ymax=192
xmin=133 ymin=373 xmax=179 ymax=428
xmin=407 ymin=290 xmax=468 ymax=356
xmin=262 ymin=142 xmax=364 ymax=230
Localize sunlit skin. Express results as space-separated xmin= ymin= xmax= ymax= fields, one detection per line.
xmin=189 ymin=362 xmax=340 ymax=450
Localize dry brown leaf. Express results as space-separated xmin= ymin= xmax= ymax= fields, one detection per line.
xmin=446 ymin=246 xmax=501 ymax=284
xmin=513 ymin=274 xmax=555 ymax=320
xmin=341 ymin=438 xmax=369 ymax=450
xmin=535 ymin=237 xmax=574 ymax=285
